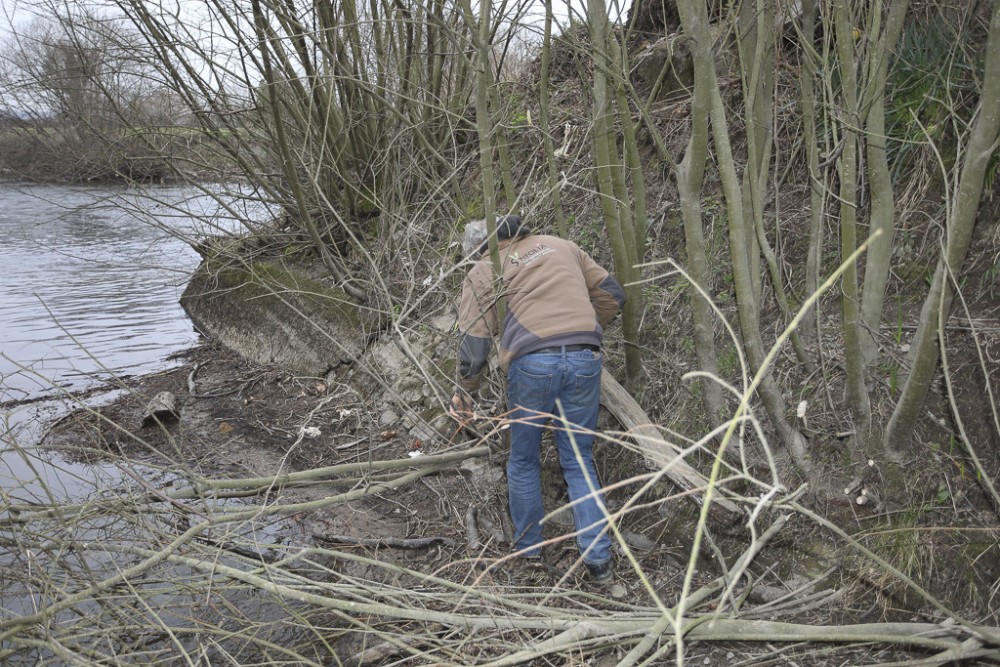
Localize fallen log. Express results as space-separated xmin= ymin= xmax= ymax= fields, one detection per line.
xmin=600 ymin=372 xmax=741 ymax=524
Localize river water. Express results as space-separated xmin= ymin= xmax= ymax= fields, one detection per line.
xmin=0 ymin=183 xmax=313 ymax=664
xmin=2 ymin=183 xmax=217 ymax=401
xmin=0 ymin=181 xmax=249 ymax=497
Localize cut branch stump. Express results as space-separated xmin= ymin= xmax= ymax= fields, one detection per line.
xmin=141 ymin=391 xmax=180 ymax=428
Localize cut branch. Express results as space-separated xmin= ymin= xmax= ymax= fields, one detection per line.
xmin=601 ymin=372 xmax=742 ymax=523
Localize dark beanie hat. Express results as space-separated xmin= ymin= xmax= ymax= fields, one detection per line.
xmin=478 ymin=215 xmax=529 ymax=256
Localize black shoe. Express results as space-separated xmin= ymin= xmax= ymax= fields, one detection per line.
xmin=586 ymin=560 xmax=613 ymax=585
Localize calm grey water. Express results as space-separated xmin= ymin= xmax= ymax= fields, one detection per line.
xmin=1 ymin=183 xmax=210 ymax=401
xmin=0 ymin=184 xmax=302 ymax=664
xmin=0 ymin=182 xmax=251 ymax=497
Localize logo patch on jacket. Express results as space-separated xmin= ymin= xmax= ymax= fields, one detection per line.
xmin=509 ymin=243 xmax=554 ymax=267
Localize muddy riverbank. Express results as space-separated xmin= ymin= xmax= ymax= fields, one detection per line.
xmin=41 ymin=339 xmax=682 ymax=587
xmin=24 ymin=336 xmax=1000 ymax=665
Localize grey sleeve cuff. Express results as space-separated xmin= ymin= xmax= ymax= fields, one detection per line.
xmin=458 ymin=333 xmax=491 ymax=383
xmin=600 ymin=275 xmax=626 ymax=308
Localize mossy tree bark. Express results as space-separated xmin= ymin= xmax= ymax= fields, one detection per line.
xmin=249 ymin=0 xmax=365 ymax=301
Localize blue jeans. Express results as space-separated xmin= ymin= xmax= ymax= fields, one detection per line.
xmin=506 ymin=348 xmax=611 ymax=566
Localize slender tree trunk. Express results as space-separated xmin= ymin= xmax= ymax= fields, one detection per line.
xmin=677 ymin=10 xmax=725 ymax=427
xmin=612 ymin=40 xmax=647 ymax=261
xmin=250 ymin=0 xmax=365 ymax=302
xmin=859 ymin=0 xmax=910 ymax=369
xmin=736 ymin=0 xmax=812 ymax=374
xmin=678 ymin=0 xmax=812 ymax=474
xmin=738 ymin=0 xmax=768 ymax=310
xmin=494 ymin=107 xmax=517 ymax=208
xmin=587 ymin=0 xmax=644 ymax=384
xmin=833 ymin=0 xmax=872 ymax=436
xmin=800 ymin=0 xmax=823 ymax=342
xmin=886 ymin=0 xmax=1000 ymax=451
xmin=461 ymin=0 xmax=502 ymax=297
xmin=538 ymin=3 xmax=566 ymax=237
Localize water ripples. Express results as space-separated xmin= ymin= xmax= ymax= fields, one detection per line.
xmin=0 ymin=183 xmax=248 ymax=402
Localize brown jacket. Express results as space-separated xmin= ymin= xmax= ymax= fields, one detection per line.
xmin=457 ymin=233 xmax=625 ymax=392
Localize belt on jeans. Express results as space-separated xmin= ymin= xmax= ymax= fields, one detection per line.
xmin=531 ymin=344 xmax=600 ymax=354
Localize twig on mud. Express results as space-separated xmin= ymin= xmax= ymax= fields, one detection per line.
xmin=342 ymin=636 xmax=424 ymax=667
xmin=193 ymin=534 xmax=283 ymax=564
xmin=616 ymin=514 xmax=792 ymax=667
xmin=186 ymin=362 xmax=240 ymax=398
xmin=862 ymin=637 xmax=999 ymax=667
xmin=742 ymin=565 xmax=838 ymax=612
xmin=0 ymin=381 xmax=112 ymax=410
xmin=335 ymin=437 xmax=366 ymax=450
xmin=938 ymin=272 xmax=1000 ymax=517
xmin=742 ymin=588 xmax=847 ymax=619
xmin=7 ymin=447 xmax=491 ymax=522
xmin=465 ymin=506 xmax=480 ymax=551
xmin=312 ymin=534 xmax=456 ymax=549
xmin=716 ymin=487 xmax=789 ymax=614
xmin=791 ymin=500 xmax=1000 ymax=647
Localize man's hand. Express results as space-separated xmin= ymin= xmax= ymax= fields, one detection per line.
xmin=449 ymin=392 xmax=475 ymax=420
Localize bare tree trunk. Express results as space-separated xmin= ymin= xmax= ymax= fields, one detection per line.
xmin=833 ymin=0 xmax=872 ymax=436
xmin=612 ymin=43 xmax=648 ymax=261
xmin=800 ymin=0 xmax=825 ymax=343
xmin=737 ymin=0 xmax=813 ymax=371
xmin=677 ymin=0 xmax=811 ymax=474
xmin=250 ymin=0 xmax=365 ymax=302
xmin=738 ymin=0 xmax=768 ymax=310
xmin=587 ymin=0 xmax=644 ymax=384
xmin=676 ymin=11 xmax=725 ymax=427
xmin=538 ymin=3 xmax=566 ymax=237
xmin=859 ymin=0 xmax=910 ymax=369
xmin=494 ymin=107 xmax=517 ymax=208
xmin=466 ymin=0 xmax=502 ymax=291
xmin=600 ymin=373 xmax=740 ymax=522
xmin=886 ymin=0 xmax=1000 ymax=452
